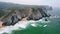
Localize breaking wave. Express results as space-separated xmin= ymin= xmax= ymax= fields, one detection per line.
xmin=0 ymin=18 xmax=50 ymax=34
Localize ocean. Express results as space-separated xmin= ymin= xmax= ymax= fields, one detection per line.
xmin=11 ymin=18 xmax=60 ymax=34
xmin=0 ymin=7 xmax=60 ymax=34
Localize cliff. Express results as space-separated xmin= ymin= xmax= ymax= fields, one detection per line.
xmin=0 ymin=2 xmax=52 ymax=26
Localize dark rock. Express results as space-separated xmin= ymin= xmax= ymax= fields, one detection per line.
xmin=45 ymin=19 xmax=48 ymax=21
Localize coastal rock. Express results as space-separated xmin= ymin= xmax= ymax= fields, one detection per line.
xmin=2 ymin=7 xmax=52 ymax=26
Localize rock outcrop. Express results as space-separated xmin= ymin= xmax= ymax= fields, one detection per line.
xmin=1 ymin=7 xmax=52 ymax=26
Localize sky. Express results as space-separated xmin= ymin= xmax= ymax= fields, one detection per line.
xmin=0 ymin=0 xmax=60 ymax=7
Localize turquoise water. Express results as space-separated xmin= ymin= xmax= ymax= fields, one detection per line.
xmin=9 ymin=18 xmax=60 ymax=34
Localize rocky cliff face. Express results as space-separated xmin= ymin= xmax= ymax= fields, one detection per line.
xmin=1 ymin=7 xmax=52 ymax=26
xmin=0 ymin=2 xmax=52 ymax=26
xmin=28 ymin=7 xmax=51 ymax=20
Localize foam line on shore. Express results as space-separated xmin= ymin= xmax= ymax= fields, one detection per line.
xmin=0 ymin=19 xmax=50 ymax=34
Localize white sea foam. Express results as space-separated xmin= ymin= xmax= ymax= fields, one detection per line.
xmin=0 ymin=19 xmax=49 ymax=34
xmin=31 ymin=24 xmax=37 ymax=27
xmin=0 ymin=21 xmax=33 ymax=34
xmin=43 ymin=25 xmax=47 ymax=27
xmin=38 ymin=18 xmax=50 ymax=23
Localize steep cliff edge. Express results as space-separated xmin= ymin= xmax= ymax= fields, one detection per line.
xmin=0 ymin=2 xmax=52 ymax=26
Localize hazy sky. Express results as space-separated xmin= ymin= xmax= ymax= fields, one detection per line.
xmin=0 ymin=0 xmax=60 ymax=7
